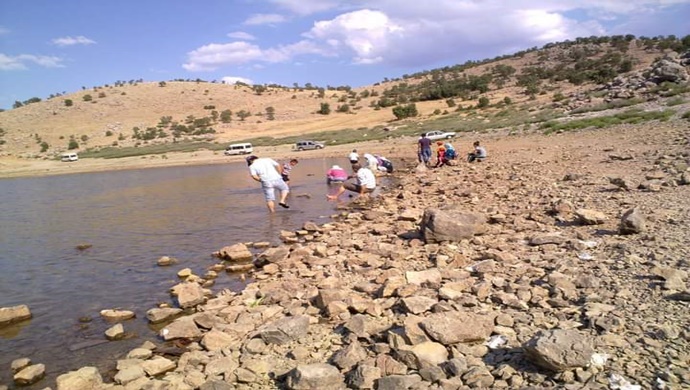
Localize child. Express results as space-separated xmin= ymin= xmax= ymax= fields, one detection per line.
xmin=281 ymin=158 xmax=299 ymax=182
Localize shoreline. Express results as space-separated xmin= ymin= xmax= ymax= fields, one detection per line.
xmin=4 ymin=122 xmax=690 ymax=389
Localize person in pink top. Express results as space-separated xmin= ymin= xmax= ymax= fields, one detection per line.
xmin=326 ymin=165 xmax=348 ymax=184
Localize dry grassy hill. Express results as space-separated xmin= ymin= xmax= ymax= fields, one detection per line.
xmin=0 ymin=37 xmax=686 ymax=160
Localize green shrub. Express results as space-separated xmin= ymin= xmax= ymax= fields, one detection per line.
xmin=105 ymin=130 xmax=114 ymax=136
xmin=318 ymin=103 xmax=331 ymax=115
xmin=477 ymin=96 xmax=490 ymax=108
xmin=64 ymin=99 xmax=73 ymax=107
xmin=40 ymin=141 xmax=49 ymax=152
xmin=68 ymin=138 xmax=79 ymax=150
xmin=82 ymin=94 xmax=92 ymax=102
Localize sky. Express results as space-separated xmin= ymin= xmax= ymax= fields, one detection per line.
xmin=0 ymin=0 xmax=688 ymax=110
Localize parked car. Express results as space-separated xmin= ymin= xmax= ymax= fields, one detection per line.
xmin=61 ymin=152 xmax=79 ymax=162
xmin=422 ymin=130 xmax=456 ymax=141
xmin=294 ymin=140 xmax=325 ymax=151
xmin=224 ymin=143 xmax=253 ymax=156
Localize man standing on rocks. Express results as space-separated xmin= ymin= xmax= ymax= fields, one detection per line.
xmin=327 ymin=163 xmax=376 ymax=200
xmin=246 ymin=155 xmax=290 ymax=212
xmin=418 ymin=133 xmax=432 ymax=166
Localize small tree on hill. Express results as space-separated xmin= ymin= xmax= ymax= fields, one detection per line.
xmin=220 ymin=109 xmax=232 ymax=123
xmin=64 ymin=99 xmax=73 ymax=107
xmin=265 ymin=106 xmax=275 ymax=120
xmin=236 ymin=110 xmax=251 ymax=121
xmin=392 ymin=103 xmax=418 ymax=120
xmin=477 ymin=96 xmax=490 ymax=108
xmin=318 ymin=103 xmax=331 ymax=115
xmin=68 ymin=136 xmax=79 ymax=150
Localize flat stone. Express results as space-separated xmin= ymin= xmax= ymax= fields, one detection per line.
xmin=259 ymin=315 xmax=310 ymax=345
xmin=0 ymin=305 xmax=32 ymax=326
xmin=146 ymin=307 xmax=183 ymax=324
xmin=56 ymin=366 xmax=103 ymax=390
xmin=285 ymin=363 xmax=345 ymax=389
xmin=420 ymin=311 xmax=495 ymax=344
xmin=13 ymin=364 xmax=45 ymax=386
xmin=160 ymin=316 xmax=202 ymax=340
xmin=141 ymin=356 xmax=176 ymax=376
xmin=99 ymin=309 xmax=135 ymax=321
xmin=105 ymin=323 xmax=125 ymax=340
xmin=524 ymin=329 xmax=594 ymax=372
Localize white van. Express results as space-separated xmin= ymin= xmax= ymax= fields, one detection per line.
xmin=61 ymin=152 xmax=79 ymax=162
xmin=224 ymin=143 xmax=253 ymax=156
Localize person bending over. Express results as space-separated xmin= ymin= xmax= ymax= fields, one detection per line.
xmin=326 ymin=164 xmax=348 ymax=184
xmin=246 ymin=155 xmax=290 ymax=212
xmin=327 ymin=163 xmax=376 ymax=200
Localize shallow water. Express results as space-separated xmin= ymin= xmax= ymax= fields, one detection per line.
xmin=0 ymin=156 xmax=369 ymax=388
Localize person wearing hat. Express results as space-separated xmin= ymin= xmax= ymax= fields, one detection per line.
xmin=326 ymin=164 xmax=348 ymax=184
xmin=246 ymin=155 xmax=290 ymax=212
xmin=348 ymin=149 xmax=359 ymax=164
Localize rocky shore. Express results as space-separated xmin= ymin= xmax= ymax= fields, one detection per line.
xmin=3 ymin=122 xmax=690 ymax=390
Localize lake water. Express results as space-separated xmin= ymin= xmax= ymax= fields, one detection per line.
xmin=0 ymin=157 xmax=369 ymax=389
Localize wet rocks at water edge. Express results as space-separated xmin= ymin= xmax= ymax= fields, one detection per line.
xmin=0 ymin=304 xmax=32 ymax=326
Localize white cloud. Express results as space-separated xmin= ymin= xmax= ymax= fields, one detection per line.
xmin=227 ymin=31 xmax=256 ymax=40
xmin=183 ymin=40 xmax=328 ymax=71
xmin=306 ymin=9 xmax=403 ymax=64
xmin=243 ymin=13 xmax=287 ymax=26
xmin=183 ymin=42 xmax=263 ymax=71
xmin=0 ymin=53 xmax=64 ymax=70
xmin=51 ymin=35 xmax=96 ymax=47
xmin=222 ymin=76 xmax=254 ymax=85
xmin=183 ymin=1 xmax=688 ymax=73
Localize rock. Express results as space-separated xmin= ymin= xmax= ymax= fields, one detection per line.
xmin=0 ymin=305 xmax=32 ymax=326
xmin=114 ymin=363 xmax=145 ymax=385
xmin=157 ymin=256 xmax=176 ymax=266
xmin=285 ymin=363 xmax=345 ymax=390
xmin=524 ymin=329 xmax=594 ymax=372
xmin=201 ymin=329 xmax=239 ymax=351
xmin=619 ymin=207 xmax=646 ymax=235
xmin=174 ymin=282 xmax=206 ymax=308
xmin=160 ymin=316 xmax=202 ymax=340
xmin=177 ymin=267 xmax=193 ymax=278
xmin=141 ymin=356 xmax=176 ymax=376
xmin=56 ymin=366 xmax=103 ymax=390
xmin=529 ymin=233 xmax=566 ymax=245
xmin=99 ymin=309 xmax=135 ymax=321
xmin=401 ymin=296 xmax=437 ymax=314
xmin=217 ymin=243 xmax=253 ymax=262
xmin=11 ymin=358 xmax=31 ymax=373
xmin=420 ymin=312 xmax=494 ymax=344
xmin=421 ymin=207 xmax=487 ymax=243
xmin=331 ymin=341 xmax=369 ymax=370
xmin=462 ymin=366 xmax=494 ymax=388
xmin=146 ymin=307 xmax=183 ymax=324
xmin=256 ymin=246 xmax=290 ymax=265
xmin=259 ymin=315 xmax=310 ymax=345
xmin=650 ymin=265 xmax=688 ymax=282
xmin=375 ymin=374 xmax=423 ymax=390
xmin=346 ymin=364 xmax=381 ymax=389
xmin=127 ymin=348 xmax=153 ymax=359
xmin=105 ymin=323 xmax=125 ymax=340
xmin=396 ymin=341 xmax=448 ymax=369
xmin=575 ymin=208 xmax=607 ymax=225
xmin=13 ymin=364 xmax=45 ymax=386
xmin=344 ymin=314 xmax=391 ymax=338
xmin=315 ymin=289 xmax=349 ymax=310
xmin=405 ymin=269 xmax=442 ymax=285
xmin=200 ymin=379 xmax=234 ymax=390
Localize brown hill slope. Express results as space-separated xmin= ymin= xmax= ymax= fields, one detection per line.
xmin=0 ymin=38 xmax=684 ymax=161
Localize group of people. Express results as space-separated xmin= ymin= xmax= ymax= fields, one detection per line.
xmin=245 ymin=148 xmax=391 ymax=212
xmin=417 ymin=133 xmax=487 ymax=167
xmin=246 ymin=136 xmax=485 ymax=212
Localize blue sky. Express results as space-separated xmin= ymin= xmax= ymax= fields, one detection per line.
xmin=0 ymin=0 xmax=688 ymax=110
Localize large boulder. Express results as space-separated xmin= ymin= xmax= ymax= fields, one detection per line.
xmin=648 ymin=55 xmax=689 ymax=84
xmin=524 ymin=329 xmax=594 ymax=372
xmin=421 ymin=207 xmax=486 ymax=243
xmin=172 ymin=282 xmax=206 ymax=308
xmin=0 ymin=305 xmax=32 ymax=326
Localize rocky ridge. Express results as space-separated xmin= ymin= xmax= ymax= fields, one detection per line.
xmin=5 ymin=121 xmax=690 ymax=390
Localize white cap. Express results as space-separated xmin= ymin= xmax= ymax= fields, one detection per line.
xmin=332 ymin=165 xmax=341 ymax=169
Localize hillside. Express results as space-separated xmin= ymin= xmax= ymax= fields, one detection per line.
xmin=0 ymin=35 xmax=688 ymax=164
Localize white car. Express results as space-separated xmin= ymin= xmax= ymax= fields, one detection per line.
xmin=422 ymin=130 xmax=456 ymax=141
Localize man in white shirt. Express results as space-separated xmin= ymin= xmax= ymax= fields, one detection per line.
xmin=246 ymin=155 xmax=290 ymax=212
xmin=348 ymin=149 xmax=359 ymax=164
xmin=327 ymin=163 xmax=376 ymax=200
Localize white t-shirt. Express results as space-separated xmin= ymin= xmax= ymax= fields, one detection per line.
xmin=349 ymin=151 xmax=359 ymax=161
xmin=249 ymin=158 xmax=282 ymax=182
xmin=356 ymin=167 xmax=376 ymax=189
